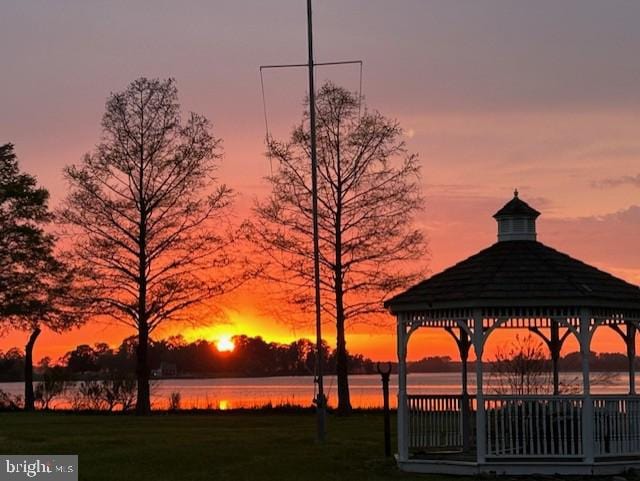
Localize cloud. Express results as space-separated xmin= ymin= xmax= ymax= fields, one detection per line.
xmin=541 ymin=205 xmax=640 ymax=275
xmin=591 ymin=174 xmax=640 ymax=189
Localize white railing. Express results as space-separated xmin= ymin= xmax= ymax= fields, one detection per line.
xmin=484 ymin=396 xmax=583 ymax=458
xmin=593 ymin=395 xmax=640 ymax=456
xmin=408 ymin=393 xmax=640 ymax=460
xmin=407 ymin=394 xmax=475 ymax=450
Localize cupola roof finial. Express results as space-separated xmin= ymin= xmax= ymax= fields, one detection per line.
xmin=493 ymin=191 xmax=540 ymax=242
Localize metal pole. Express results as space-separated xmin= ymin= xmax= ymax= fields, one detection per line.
xmin=307 ymin=0 xmax=326 ymax=443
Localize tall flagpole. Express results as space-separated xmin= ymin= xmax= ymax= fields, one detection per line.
xmin=260 ymin=1 xmax=362 ymax=443
xmin=307 ymin=0 xmax=326 ymax=442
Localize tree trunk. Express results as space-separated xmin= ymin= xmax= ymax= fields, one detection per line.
xmin=135 ymin=144 xmax=151 ymax=415
xmin=135 ymin=321 xmax=151 ymax=415
xmin=334 ymin=179 xmax=351 ymax=415
xmin=335 ymin=279 xmax=352 ymax=415
xmin=333 ymin=127 xmax=352 ymax=415
xmin=24 ymin=326 xmax=41 ymax=411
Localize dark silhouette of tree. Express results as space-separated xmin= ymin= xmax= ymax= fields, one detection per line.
xmin=490 ymin=334 xmax=551 ymax=395
xmin=0 ymin=348 xmax=24 ymax=382
xmin=63 ymin=344 xmax=101 ymax=373
xmin=0 ymin=143 xmax=85 ymax=411
xmin=246 ymin=82 xmax=426 ymax=414
xmin=37 ymin=335 xmax=367 ymax=383
xmin=18 ymin=272 xmax=84 ymax=411
xmin=0 ymin=143 xmax=50 ymax=318
xmin=410 ymin=356 xmax=457 ymax=372
xmin=59 ymin=77 xmax=247 ymax=414
xmin=34 ymin=366 xmax=69 ymax=410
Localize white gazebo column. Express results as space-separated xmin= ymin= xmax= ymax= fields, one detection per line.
xmin=459 ymin=329 xmax=471 ymax=453
xmin=550 ymin=321 xmax=561 ymax=395
xmin=608 ymin=322 xmax=637 ymax=395
xmin=579 ymin=309 xmax=594 ymax=464
xmin=397 ymin=315 xmax=409 ymax=462
xmin=445 ymin=325 xmax=472 ymax=452
xmin=473 ymin=311 xmax=486 ymax=464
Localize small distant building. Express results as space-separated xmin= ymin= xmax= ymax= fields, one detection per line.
xmin=385 ymin=191 xmax=640 ymax=476
xmin=151 ymin=362 xmax=177 ymax=378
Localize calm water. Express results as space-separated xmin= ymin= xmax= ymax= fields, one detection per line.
xmin=0 ymin=372 xmax=634 ymax=410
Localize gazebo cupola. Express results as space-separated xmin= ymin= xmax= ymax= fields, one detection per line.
xmin=493 ymin=189 xmax=540 ymax=241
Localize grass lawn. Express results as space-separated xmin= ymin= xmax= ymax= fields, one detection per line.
xmin=0 ymin=410 xmax=445 ymax=481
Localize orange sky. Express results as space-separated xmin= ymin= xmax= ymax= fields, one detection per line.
xmin=2 ymin=1 xmax=640 ymax=363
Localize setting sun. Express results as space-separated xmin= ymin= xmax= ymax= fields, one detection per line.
xmin=216 ymin=335 xmax=235 ymax=353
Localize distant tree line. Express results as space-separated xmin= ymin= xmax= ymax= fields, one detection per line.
xmin=1 ymin=346 xmax=633 ymax=384
xmin=0 ymin=335 xmax=378 ymax=382
xmin=408 ymin=352 xmax=639 ymax=373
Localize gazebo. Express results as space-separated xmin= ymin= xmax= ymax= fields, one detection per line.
xmin=385 ymin=191 xmax=640 ymax=475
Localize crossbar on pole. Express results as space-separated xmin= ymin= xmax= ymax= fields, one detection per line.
xmin=260 ymin=60 xmax=362 ymax=71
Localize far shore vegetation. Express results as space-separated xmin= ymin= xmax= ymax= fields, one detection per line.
xmin=1 ymin=333 xmax=632 ymax=386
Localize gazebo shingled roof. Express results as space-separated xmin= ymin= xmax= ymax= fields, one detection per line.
xmin=385 ymin=240 xmax=640 ymax=309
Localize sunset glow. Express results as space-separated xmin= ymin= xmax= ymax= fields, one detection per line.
xmin=1 ymin=1 xmax=639 ymax=364
xmin=5 ymin=2 xmax=640 ymax=478
xmin=216 ymin=335 xmax=235 ymax=353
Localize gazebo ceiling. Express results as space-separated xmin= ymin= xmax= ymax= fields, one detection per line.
xmin=386 ymin=193 xmax=640 ymax=312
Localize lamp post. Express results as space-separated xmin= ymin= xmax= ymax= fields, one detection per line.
xmin=377 ymin=362 xmax=392 ymax=456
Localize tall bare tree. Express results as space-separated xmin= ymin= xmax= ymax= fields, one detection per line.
xmin=246 ymin=82 xmax=427 ymax=414
xmin=0 ymin=143 xmax=86 ymax=410
xmin=59 ymin=77 xmax=243 ymax=414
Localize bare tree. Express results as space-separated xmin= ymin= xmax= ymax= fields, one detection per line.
xmin=246 ymin=82 xmax=427 ymax=414
xmin=59 ymin=77 xmax=245 ymax=414
xmin=490 ymin=334 xmax=552 ymax=395
xmin=490 ymin=334 xmax=618 ymax=395
xmin=34 ymin=366 xmax=69 ymax=410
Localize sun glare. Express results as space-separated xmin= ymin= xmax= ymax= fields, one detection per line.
xmin=216 ymin=335 xmax=235 ymax=352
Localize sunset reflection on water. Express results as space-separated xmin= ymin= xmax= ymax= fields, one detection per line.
xmin=0 ymin=372 xmax=631 ymax=410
